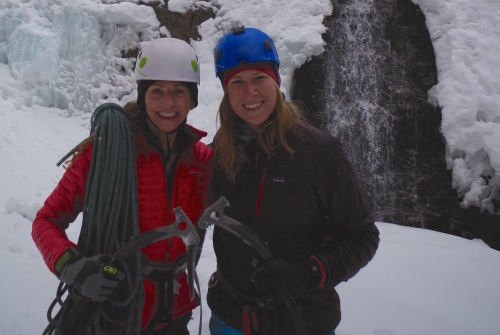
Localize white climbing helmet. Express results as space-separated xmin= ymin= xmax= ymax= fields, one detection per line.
xmin=134 ymin=38 xmax=200 ymax=85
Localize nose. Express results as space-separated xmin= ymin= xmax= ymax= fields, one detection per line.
xmin=161 ymin=92 xmax=174 ymax=107
xmin=243 ymin=82 xmax=258 ymax=97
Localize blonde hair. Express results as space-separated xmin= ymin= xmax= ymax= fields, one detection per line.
xmin=215 ymin=83 xmax=308 ymax=183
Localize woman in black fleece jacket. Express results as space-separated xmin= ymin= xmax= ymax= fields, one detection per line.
xmin=207 ymin=26 xmax=380 ymax=335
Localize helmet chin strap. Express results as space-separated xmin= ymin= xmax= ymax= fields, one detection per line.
xmin=145 ymin=114 xmax=186 ymax=163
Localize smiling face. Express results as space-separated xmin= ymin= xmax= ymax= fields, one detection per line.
xmin=226 ymin=69 xmax=278 ymax=132
xmin=144 ymin=81 xmax=194 ymax=133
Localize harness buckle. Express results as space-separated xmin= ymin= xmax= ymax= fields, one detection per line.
xmin=142 ymin=265 xmax=154 ymax=276
xmin=259 ymin=299 xmax=277 ymax=310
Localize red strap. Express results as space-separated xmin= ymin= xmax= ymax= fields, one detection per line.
xmin=243 ymin=304 xmax=252 ymax=335
xmin=251 ymin=311 xmax=259 ymax=332
xmin=311 ymin=256 xmax=326 ymax=289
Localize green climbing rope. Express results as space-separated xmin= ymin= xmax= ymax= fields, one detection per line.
xmin=43 ymin=103 xmax=143 ymax=335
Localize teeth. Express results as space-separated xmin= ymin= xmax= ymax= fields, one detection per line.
xmin=159 ymin=112 xmax=177 ymax=117
xmin=245 ymin=102 xmax=262 ymax=109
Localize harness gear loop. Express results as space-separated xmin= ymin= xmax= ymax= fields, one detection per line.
xmin=140 ymin=255 xmax=185 ymax=334
xmin=212 ymin=269 xmax=308 ymax=335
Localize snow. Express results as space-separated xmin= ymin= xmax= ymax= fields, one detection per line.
xmin=0 ymin=0 xmax=499 ymax=334
xmin=412 ymin=0 xmax=500 ymax=213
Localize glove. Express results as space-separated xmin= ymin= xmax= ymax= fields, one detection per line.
xmin=251 ymin=258 xmax=323 ymax=303
xmin=55 ymin=248 xmax=125 ymax=302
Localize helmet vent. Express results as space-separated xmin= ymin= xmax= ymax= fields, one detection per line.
xmin=264 ymin=40 xmax=273 ymax=51
xmin=232 ymin=26 xmax=245 ymax=35
xmin=216 ymin=50 xmax=222 ymax=62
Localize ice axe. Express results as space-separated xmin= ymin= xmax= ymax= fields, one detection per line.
xmin=112 ymin=205 xmax=200 ymax=300
xmin=197 ymin=197 xmax=309 ymax=335
xmin=47 ymin=206 xmax=200 ymax=335
xmin=197 ymin=196 xmax=273 ymax=261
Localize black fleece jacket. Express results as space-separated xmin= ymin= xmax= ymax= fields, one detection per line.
xmin=207 ymin=123 xmax=379 ymax=335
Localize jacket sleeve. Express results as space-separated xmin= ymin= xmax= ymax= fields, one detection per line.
xmin=31 ymin=146 xmax=92 ymax=273
xmin=312 ymin=136 xmax=380 ymax=288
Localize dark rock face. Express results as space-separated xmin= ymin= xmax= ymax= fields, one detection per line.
xmin=121 ymin=1 xmax=215 ymax=60
xmin=293 ymin=0 xmax=500 ymax=250
xmin=147 ymin=1 xmax=215 ymax=42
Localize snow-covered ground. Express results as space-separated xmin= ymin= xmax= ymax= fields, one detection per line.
xmin=1 ymin=0 xmax=500 ymax=334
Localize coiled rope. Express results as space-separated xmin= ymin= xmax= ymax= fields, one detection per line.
xmin=43 ymin=103 xmax=143 ymax=335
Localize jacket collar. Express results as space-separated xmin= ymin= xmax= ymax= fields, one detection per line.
xmin=135 ymin=120 xmax=206 ymax=156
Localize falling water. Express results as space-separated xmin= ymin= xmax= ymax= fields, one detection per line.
xmin=323 ymin=0 xmax=418 ymax=223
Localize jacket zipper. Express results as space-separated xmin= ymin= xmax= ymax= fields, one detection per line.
xmin=256 ymin=151 xmax=266 ymax=217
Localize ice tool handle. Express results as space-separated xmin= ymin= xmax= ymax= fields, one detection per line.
xmin=198 ymin=196 xmax=274 ymax=261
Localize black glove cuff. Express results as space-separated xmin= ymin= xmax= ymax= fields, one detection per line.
xmin=54 ymin=248 xmax=81 ymax=277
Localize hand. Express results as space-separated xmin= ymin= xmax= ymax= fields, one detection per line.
xmin=251 ymin=258 xmax=322 ymax=303
xmin=57 ymin=248 xmax=125 ymax=302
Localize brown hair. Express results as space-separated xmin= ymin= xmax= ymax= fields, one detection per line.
xmin=215 ymin=83 xmax=308 ymax=183
xmin=64 ymin=101 xmax=143 ymax=169
xmin=63 ymin=135 xmax=94 ymax=169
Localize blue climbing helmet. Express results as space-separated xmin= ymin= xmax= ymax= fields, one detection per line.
xmin=214 ymin=26 xmax=280 ymax=79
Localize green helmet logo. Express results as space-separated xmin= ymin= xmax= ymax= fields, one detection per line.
xmin=191 ymin=59 xmax=198 ymax=72
xmin=139 ymin=57 xmax=148 ymax=69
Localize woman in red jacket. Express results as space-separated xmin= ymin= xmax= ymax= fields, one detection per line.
xmin=32 ymin=38 xmax=213 ymax=335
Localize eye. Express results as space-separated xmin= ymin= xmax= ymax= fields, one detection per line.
xmin=175 ymin=87 xmax=187 ymax=94
xmin=228 ymin=79 xmax=242 ymax=86
xmin=150 ymin=88 xmax=163 ymax=94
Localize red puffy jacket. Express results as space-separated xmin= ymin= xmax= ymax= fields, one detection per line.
xmin=32 ymin=121 xmax=213 ymax=328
